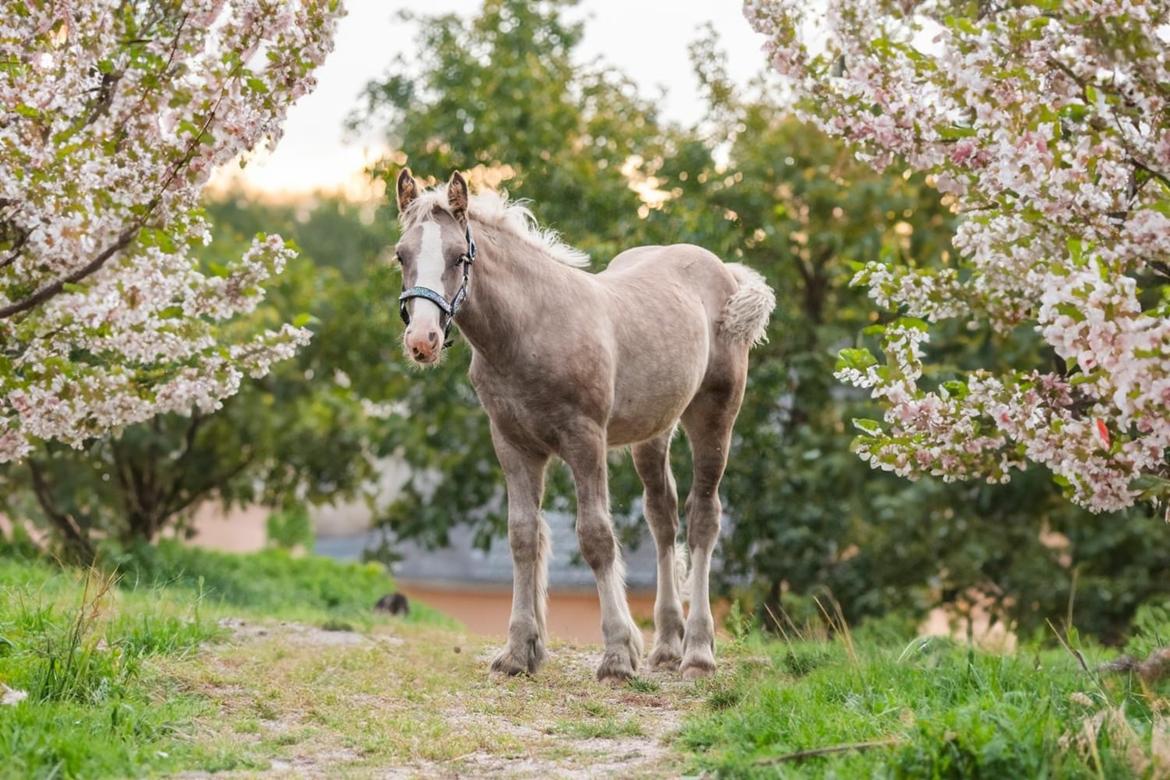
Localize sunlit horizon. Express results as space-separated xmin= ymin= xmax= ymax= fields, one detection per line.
xmin=209 ymin=0 xmax=766 ymax=201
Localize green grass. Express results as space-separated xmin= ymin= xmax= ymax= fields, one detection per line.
xmin=3 ymin=539 xmax=1169 ymax=778
xmin=0 ymin=541 xmax=447 ymax=778
xmin=0 ymin=559 xmax=227 ymax=778
xmin=679 ymin=626 xmax=1170 ymax=778
xmin=554 ymin=715 xmax=645 ymax=739
xmin=108 ymin=540 xmax=453 ymax=627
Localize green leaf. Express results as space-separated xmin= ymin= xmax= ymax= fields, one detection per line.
xmin=941 ymin=380 xmax=968 ymax=400
xmin=836 ymin=348 xmax=878 ymax=371
xmin=852 ymin=418 xmax=883 ymax=435
xmin=1054 ymin=303 xmax=1085 ymax=322
xmin=938 ymin=125 xmax=976 ymax=140
xmin=891 ymin=316 xmax=929 ymax=332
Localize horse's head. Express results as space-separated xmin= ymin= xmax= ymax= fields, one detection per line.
xmin=393 ymin=168 xmax=476 ymax=366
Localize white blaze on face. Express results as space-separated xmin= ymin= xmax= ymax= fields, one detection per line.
xmin=409 ymin=220 xmax=447 ymax=331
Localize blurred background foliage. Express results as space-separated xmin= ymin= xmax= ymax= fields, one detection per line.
xmin=2 ymin=0 xmax=1166 ymax=643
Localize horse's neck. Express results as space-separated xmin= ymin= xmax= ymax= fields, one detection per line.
xmin=455 ymin=225 xmax=575 ymax=364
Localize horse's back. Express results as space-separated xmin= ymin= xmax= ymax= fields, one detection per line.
xmin=605 ymin=243 xmax=734 ymax=281
xmin=601 ymin=243 xmax=738 ymax=326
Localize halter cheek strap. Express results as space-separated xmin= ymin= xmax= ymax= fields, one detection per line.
xmin=398 ymin=222 xmax=477 ymax=348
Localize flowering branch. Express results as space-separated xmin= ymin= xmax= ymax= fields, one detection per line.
xmin=746 ymin=0 xmax=1170 ymax=512
xmin=0 ymin=0 xmax=344 ymax=462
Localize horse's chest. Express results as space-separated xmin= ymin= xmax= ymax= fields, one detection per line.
xmin=470 ymin=359 xmax=609 ymax=450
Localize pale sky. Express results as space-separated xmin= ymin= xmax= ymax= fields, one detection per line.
xmin=213 ymin=0 xmax=766 ymax=199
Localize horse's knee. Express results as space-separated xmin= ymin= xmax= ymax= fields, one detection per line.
xmin=643 ymin=490 xmax=679 ymax=542
xmin=686 ymin=494 xmax=721 ymax=550
xmin=577 ymin=514 xmax=616 ymax=571
xmin=508 ymin=518 xmax=542 ymax=564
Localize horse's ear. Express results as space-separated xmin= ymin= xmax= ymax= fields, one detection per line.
xmin=447 ymin=171 xmax=469 ymax=222
xmin=396 ymin=168 xmax=418 ymax=213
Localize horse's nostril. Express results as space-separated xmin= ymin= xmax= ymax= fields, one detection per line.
xmin=427 ymin=331 xmax=439 ymax=346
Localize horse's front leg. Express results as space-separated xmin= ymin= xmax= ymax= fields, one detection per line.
xmin=489 ymin=430 xmax=551 ymax=677
xmin=563 ymin=430 xmax=644 ymax=683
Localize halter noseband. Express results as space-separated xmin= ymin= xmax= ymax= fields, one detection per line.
xmin=398 ymin=221 xmax=477 ymax=348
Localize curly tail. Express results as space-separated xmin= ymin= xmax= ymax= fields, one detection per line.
xmin=717 ymin=263 xmax=776 ymax=347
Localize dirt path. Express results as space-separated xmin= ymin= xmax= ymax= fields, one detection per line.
xmin=168 ymin=618 xmax=709 ymax=778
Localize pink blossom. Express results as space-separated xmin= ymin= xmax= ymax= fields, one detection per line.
xmin=749 ymin=0 xmax=1170 ymax=512
xmin=0 ymin=2 xmax=343 ymax=461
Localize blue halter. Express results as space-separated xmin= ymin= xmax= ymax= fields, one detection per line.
xmin=398 ymin=222 xmax=477 ymax=347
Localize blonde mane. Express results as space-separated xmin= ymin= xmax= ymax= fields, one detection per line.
xmin=400 ymin=184 xmax=590 ymax=268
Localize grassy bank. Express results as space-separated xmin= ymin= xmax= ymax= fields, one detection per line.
xmin=681 ymin=615 xmax=1170 ymax=778
xmin=2 ymin=541 xmax=1167 ymax=778
xmin=0 ymin=542 xmax=442 ymax=778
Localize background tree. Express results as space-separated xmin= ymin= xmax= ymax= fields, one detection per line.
xmin=352 ymin=1 xmax=1170 ymax=638
xmin=0 ymin=197 xmax=407 ymax=560
xmin=0 ymin=1 xmax=341 ymax=463
xmin=648 ymin=39 xmax=1170 ymax=640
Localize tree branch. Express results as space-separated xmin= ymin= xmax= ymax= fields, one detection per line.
xmin=158 ymin=412 xmax=204 ymax=512
xmin=162 ymin=450 xmax=255 ymax=521
xmin=0 ymin=225 xmax=141 ymax=319
xmin=755 ymin=738 xmax=902 ymax=766
xmin=0 ymin=55 xmax=240 ymax=320
xmin=1047 ymin=57 xmax=1170 ymax=190
xmin=27 ymin=459 xmax=95 ymax=562
xmin=110 ymin=438 xmax=152 ymax=539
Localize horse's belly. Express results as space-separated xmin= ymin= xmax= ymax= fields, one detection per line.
xmin=606 ymin=351 xmax=707 ymax=447
xmin=606 ymin=402 xmax=686 ymax=447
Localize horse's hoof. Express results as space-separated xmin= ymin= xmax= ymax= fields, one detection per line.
xmin=490 ymin=638 xmax=545 ymax=677
xmin=647 ymin=645 xmax=682 ymax=671
xmin=681 ymin=658 xmax=716 ymax=680
xmin=681 ymin=640 xmax=716 ymax=679
xmin=490 ymin=652 xmax=529 ymax=677
xmin=595 ymin=619 xmax=642 ymax=683
xmin=596 ymin=648 xmax=637 ymax=684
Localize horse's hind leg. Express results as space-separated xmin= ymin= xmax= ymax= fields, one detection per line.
xmin=679 ymin=369 xmax=746 ymax=679
xmin=632 ymin=429 xmax=685 ymax=671
xmin=562 ymin=424 xmax=643 ymax=683
xmin=489 ymin=427 xmax=551 ymax=677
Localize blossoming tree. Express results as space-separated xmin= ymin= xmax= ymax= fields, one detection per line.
xmin=0 ymin=1 xmax=341 ymax=463
xmin=745 ymin=1 xmax=1170 ymax=512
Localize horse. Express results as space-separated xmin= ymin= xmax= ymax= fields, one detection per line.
xmin=392 ymin=169 xmax=774 ymax=682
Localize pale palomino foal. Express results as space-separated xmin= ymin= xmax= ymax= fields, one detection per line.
xmin=393 ymin=169 xmax=775 ymax=682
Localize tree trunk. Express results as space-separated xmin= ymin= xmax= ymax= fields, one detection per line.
xmin=27 ymin=461 xmax=96 ymax=565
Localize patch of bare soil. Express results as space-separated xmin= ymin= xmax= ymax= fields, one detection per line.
xmin=191 ymin=620 xmax=702 ymax=779
xmin=217 ymin=617 xmax=404 ymax=647
xmin=430 ymin=649 xmax=689 ymax=779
